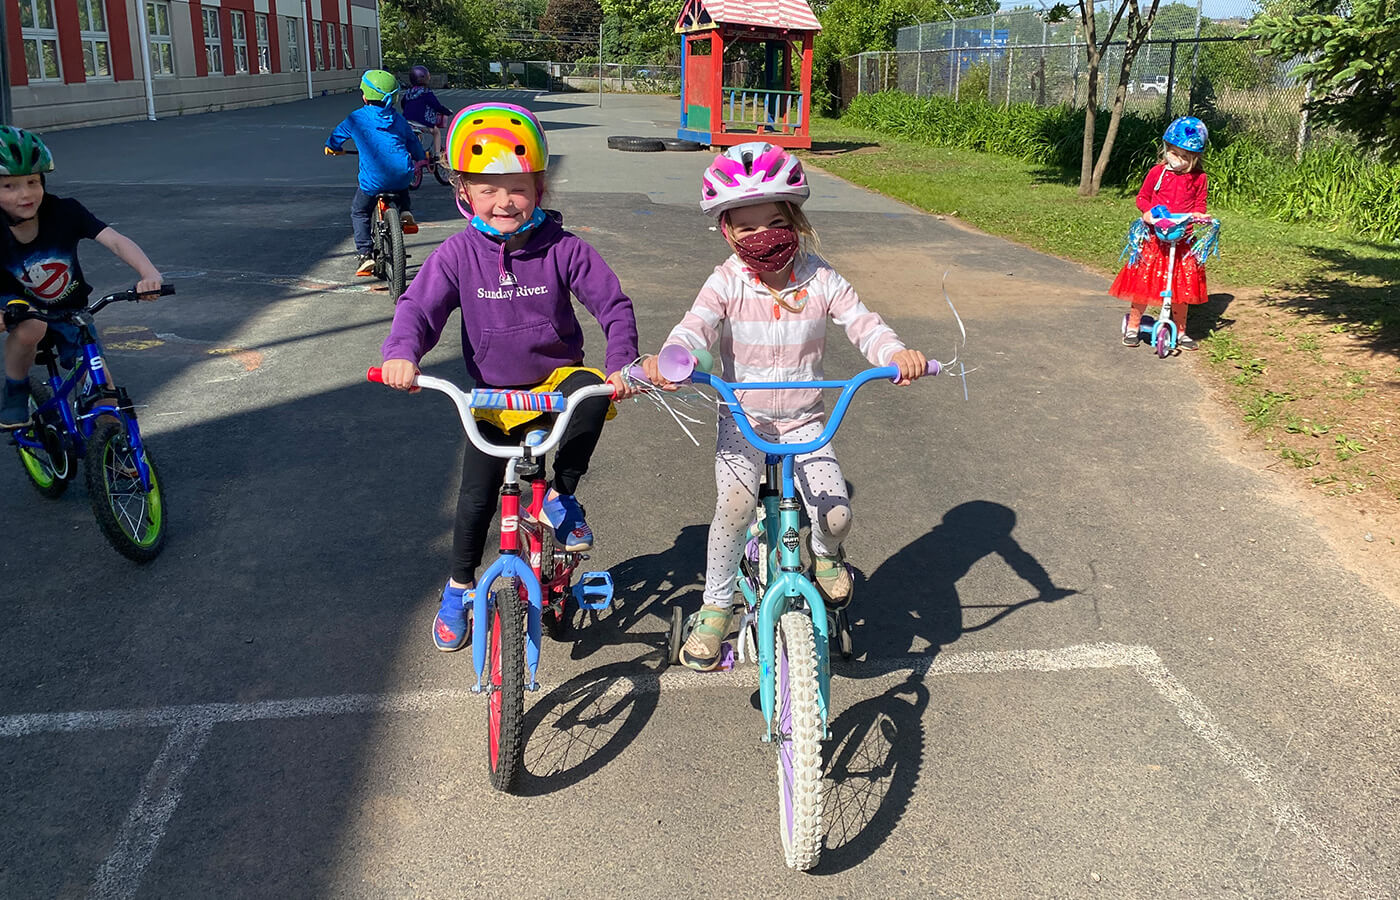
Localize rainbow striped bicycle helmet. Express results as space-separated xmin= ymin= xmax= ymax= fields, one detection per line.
xmin=700 ymin=141 xmax=809 ymax=218
xmin=445 ymin=103 xmax=549 ymax=175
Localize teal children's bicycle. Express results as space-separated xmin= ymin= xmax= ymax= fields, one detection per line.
xmin=658 ymin=346 xmax=943 ymax=870
xmin=7 ymin=286 xmax=174 ymax=562
xmin=368 ymin=367 xmax=620 ymax=792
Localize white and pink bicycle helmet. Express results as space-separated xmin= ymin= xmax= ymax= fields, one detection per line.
xmin=700 ymin=141 xmax=810 ymax=218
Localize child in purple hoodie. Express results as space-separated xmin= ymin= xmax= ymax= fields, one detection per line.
xmin=379 ymin=102 xmax=640 ymax=652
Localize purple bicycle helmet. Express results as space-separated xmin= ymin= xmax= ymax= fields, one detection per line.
xmin=409 ymin=65 xmax=430 ymax=87
xmin=700 ymin=141 xmax=810 ymax=218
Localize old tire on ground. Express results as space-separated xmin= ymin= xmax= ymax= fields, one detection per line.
xmin=661 ymin=137 xmax=705 ymax=151
xmin=607 ymin=135 xmax=666 ymax=152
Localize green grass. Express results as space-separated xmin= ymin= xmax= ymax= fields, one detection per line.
xmin=806 ymin=116 xmax=1400 ymax=296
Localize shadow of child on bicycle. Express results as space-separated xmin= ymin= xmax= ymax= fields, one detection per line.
xmin=852 ymin=500 xmax=1078 ymax=662
xmin=564 ymin=523 xmax=709 ymax=662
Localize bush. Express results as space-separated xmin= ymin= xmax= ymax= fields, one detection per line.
xmin=840 ymin=90 xmax=1400 ymax=243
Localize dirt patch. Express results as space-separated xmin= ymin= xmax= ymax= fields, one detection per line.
xmin=1191 ymin=287 xmax=1400 ymax=601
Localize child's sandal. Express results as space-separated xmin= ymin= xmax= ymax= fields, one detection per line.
xmin=814 ymin=550 xmax=853 ymax=611
xmin=680 ymin=605 xmax=732 ymax=671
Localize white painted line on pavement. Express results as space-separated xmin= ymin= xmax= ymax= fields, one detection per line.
xmin=89 ymin=720 xmax=214 ymax=900
xmin=0 ymin=642 xmax=1380 ymax=899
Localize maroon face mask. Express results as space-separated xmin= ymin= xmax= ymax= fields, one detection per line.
xmin=733 ymin=227 xmax=799 ymax=272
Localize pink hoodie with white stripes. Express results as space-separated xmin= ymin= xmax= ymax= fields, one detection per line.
xmin=663 ymin=252 xmax=906 ymax=434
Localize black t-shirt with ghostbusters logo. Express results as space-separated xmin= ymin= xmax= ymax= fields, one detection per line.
xmin=0 ymin=194 xmax=107 ymax=311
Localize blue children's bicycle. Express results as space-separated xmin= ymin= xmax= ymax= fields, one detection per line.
xmin=368 ymin=366 xmax=620 ymax=792
xmin=659 ymin=349 xmax=943 ymax=870
xmin=7 ymin=286 xmax=174 ymax=562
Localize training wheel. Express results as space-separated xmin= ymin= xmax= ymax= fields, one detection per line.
xmin=836 ymin=608 xmax=853 ymax=660
xmin=667 ymin=605 xmax=684 ymax=665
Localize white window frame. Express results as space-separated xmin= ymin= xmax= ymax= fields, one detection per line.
xmin=230 ymin=10 xmax=248 ymax=74
xmin=146 ymin=1 xmax=175 ymax=77
xmin=312 ymin=18 xmax=323 ymax=70
xmin=255 ymin=13 xmax=270 ymax=74
xmin=340 ymin=24 xmax=351 ymax=69
xmin=285 ymin=17 xmax=302 ymax=73
xmin=77 ymin=0 xmax=111 ymax=79
xmin=202 ymin=6 xmax=223 ymax=75
xmin=18 ymin=0 xmax=62 ymax=82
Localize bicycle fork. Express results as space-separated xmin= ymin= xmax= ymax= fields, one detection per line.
xmin=755 ymin=456 xmax=832 ymax=743
xmin=471 ymin=481 xmax=546 ymax=693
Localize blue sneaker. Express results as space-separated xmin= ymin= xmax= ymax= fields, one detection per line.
xmin=433 ymin=583 xmax=472 ymax=652
xmin=1 ymin=378 xmax=31 ymax=430
xmin=540 ymin=493 xmax=593 ymax=551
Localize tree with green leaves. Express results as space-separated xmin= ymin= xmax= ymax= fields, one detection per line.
xmin=381 ymin=0 xmax=501 ymax=63
xmin=1250 ymin=0 xmax=1400 ymax=160
xmin=1074 ymin=0 xmax=1165 ymax=196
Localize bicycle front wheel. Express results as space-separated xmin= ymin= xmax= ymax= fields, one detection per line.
xmin=775 ymin=610 xmax=823 ymax=870
xmin=486 ymin=579 xmax=526 ymax=792
xmin=383 ymin=206 xmax=406 ymax=301
xmin=85 ymin=418 xmax=166 ymax=563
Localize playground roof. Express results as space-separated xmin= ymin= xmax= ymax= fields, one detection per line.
xmin=675 ymin=0 xmax=822 ymax=34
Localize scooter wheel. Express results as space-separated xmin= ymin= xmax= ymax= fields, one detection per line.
xmin=1154 ymin=323 xmax=1172 ymax=358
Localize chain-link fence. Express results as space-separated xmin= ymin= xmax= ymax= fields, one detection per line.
xmin=383 ymin=56 xmax=679 ymax=94
xmin=841 ymin=6 xmax=1313 ymax=156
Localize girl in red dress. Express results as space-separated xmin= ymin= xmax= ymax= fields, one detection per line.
xmin=1112 ymin=117 xmax=1210 ymax=350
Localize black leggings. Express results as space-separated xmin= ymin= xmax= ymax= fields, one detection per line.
xmin=451 ymin=370 xmax=610 ymax=584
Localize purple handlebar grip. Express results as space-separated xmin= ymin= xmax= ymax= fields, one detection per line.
xmin=927 ymin=359 xmax=941 ymax=376
xmin=627 ymin=365 xmax=649 ymax=382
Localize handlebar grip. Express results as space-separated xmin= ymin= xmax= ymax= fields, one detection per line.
xmin=926 ymin=359 xmax=941 ymax=376
xmin=367 ymin=367 xmax=384 ymax=383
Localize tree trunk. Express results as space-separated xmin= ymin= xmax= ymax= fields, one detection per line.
xmin=1077 ymin=0 xmax=1101 ymax=195
xmin=1078 ymin=0 xmax=1163 ymax=196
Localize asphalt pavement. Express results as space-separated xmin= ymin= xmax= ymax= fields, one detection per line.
xmin=1 ymin=90 xmax=1397 ymax=899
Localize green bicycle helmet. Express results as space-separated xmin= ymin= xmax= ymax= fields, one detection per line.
xmin=360 ymin=69 xmax=400 ymax=103
xmin=0 ymin=127 xmax=54 ymax=176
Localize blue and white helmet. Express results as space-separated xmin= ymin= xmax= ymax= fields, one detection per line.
xmin=1163 ymin=116 xmax=1208 ymax=153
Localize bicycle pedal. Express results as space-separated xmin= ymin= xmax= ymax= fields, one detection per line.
xmin=572 ymin=571 xmax=614 ymax=611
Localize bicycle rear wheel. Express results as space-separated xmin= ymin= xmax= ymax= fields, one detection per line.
xmin=433 ymin=161 xmax=452 ymax=186
xmin=486 ymin=580 xmax=526 ymax=792
xmin=16 ymin=375 xmax=76 ymax=498
xmin=85 ymin=417 xmax=166 ymax=563
xmin=383 ymin=206 xmax=406 ymax=301
xmin=775 ymin=610 xmax=822 ymax=870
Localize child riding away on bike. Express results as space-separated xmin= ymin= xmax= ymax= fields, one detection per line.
xmin=401 ymin=65 xmax=453 ymax=158
xmin=1112 ymin=116 xmax=1210 ymax=351
xmin=641 ymin=141 xmax=928 ymax=672
xmin=378 ymin=103 xmax=640 ymax=652
xmin=0 ymin=127 xmax=164 ymax=428
xmin=325 ymin=70 xmax=425 ymax=278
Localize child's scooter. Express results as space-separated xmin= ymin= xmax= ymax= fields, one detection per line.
xmin=1122 ymin=208 xmax=1221 ymax=359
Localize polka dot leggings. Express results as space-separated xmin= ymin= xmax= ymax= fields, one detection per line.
xmin=703 ymin=414 xmax=852 ymax=609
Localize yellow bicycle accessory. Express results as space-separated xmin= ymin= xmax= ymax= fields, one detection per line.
xmin=473 ymin=366 xmax=617 ymax=431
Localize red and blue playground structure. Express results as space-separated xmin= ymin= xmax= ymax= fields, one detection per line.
xmin=674 ymin=0 xmax=820 ymax=149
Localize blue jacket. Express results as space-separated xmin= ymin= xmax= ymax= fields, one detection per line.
xmin=327 ymin=104 xmax=425 ymax=193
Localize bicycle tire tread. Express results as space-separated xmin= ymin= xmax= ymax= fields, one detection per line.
xmin=777 ymin=611 xmax=823 ymax=871
xmin=487 ymin=581 xmax=526 ymax=792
